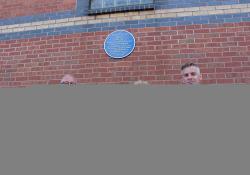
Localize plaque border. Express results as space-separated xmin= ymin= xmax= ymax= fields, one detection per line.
xmin=104 ymin=30 xmax=136 ymax=59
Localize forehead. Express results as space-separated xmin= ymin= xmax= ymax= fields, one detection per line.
xmin=182 ymin=66 xmax=199 ymax=74
xmin=61 ymin=75 xmax=74 ymax=81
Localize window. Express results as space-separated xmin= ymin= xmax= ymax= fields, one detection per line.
xmin=89 ymin=0 xmax=155 ymax=15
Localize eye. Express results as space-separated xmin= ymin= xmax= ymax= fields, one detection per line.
xmin=61 ymin=81 xmax=69 ymax=84
xmin=184 ymin=73 xmax=189 ymax=77
xmin=190 ymin=72 xmax=196 ymax=76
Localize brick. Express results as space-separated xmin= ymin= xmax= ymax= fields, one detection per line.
xmin=241 ymin=62 xmax=250 ymax=66
xmin=172 ymin=44 xmax=188 ymax=49
xmin=211 ymin=37 xmax=227 ymax=42
xmin=223 ymin=52 xmax=239 ymax=57
xmin=238 ymin=41 xmax=250 ymax=46
xmin=216 ymin=5 xmax=232 ymax=10
xmin=206 ymin=52 xmax=223 ymax=57
xmin=224 ymin=9 xmax=241 ymax=14
xmin=194 ymin=29 xmax=210 ymax=33
xmin=230 ymin=47 xmax=247 ymax=52
xmin=225 ymin=62 xmax=242 ymax=67
xmin=215 ymin=74 xmax=226 ymax=78
xmin=177 ymin=12 xmax=193 ymax=17
xmin=233 ymin=67 xmax=250 ymax=72
xmin=205 ymin=43 xmax=221 ymax=47
xmin=148 ymin=70 xmax=165 ymax=76
xmin=228 ymin=37 xmax=245 ymax=42
xmin=214 ymin=57 xmax=232 ymax=62
xmin=171 ymin=35 xmax=186 ymax=40
xmin=198 ymin=58 xmax=214 ymax=63
xmin=208 ymin=10 xmax=224 ymax=15
xmin=216 ymin=68 xmax=232 ymax=73
xmin=195 ymin=38 xmax=211 ymax=43
xmin=188 ymin=43 xmax=204 ymax=48
xmin=202 ymin=68 xmax=215 ymax=73
xmin=217 ymin=79 xmax=234 ymax=84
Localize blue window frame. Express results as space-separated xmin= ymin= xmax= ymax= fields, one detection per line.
xmin=89 ymin=0 xmax=155 ymax=15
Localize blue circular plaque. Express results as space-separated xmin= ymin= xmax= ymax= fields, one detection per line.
xmin=104 ymin=30 xmax=135 ymax=59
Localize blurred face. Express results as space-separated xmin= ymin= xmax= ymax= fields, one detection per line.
xmin=60 ymin=75 xmax=76 ymax=85
xmin=181 ymin=66 xmax=202 ymax=85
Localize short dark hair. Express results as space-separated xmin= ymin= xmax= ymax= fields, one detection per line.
xmin=181 ymin=62 xmax=199 ymax=71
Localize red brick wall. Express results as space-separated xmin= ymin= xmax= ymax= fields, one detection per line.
xmin=0 ymin=0 xmax=76 ymax=19
xmin=0 ymin=22 xmax=250 ymax=87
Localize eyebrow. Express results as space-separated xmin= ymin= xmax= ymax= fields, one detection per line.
xmin=183 ymin=72 xmax=197 ymax=76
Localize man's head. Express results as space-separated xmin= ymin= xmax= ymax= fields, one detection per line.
xmin=134 ymin=80 xmax=149 ymax=85
xmin=181 ymin=63 xmax=202 ymax=85
xmin=60 ymin=74 xmax=76 ymax=85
